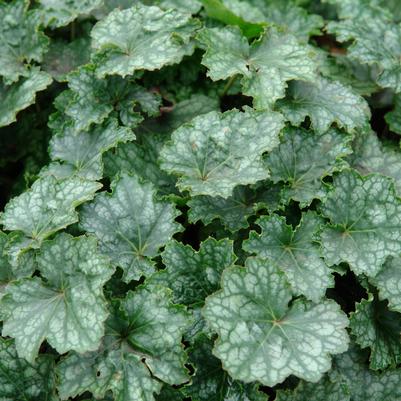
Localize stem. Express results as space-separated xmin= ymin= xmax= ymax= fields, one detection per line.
xmin=222 ymin=75 xmax=237 ymax=97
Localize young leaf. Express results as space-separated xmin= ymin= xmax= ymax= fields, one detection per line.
xmin=57 ymin=286 xmax=191 ymax=401
xmin=350 ymin=294 xmax=401 ymax=370
xmin=0 ymin=338 xmax=57 ymax=401
xmin=159 ymin=108 xmax=284 ymax=198
xmin=203 ymin=257 xmax=349 ymax=386
xmin=319 ymin=169 xmax=401 ymax=276
xmin=80 ymin=174 xmax=182 ymax=282
xmin=1 ymin=233 xmax=114 ymax=362
xmin=150 ymin=237 xmax=236 ymax=305
xmin=266 ymin=127 xmax=352 ymax=206
xmin=198 ymin=26 xmax=317 ymax=108
xmin=244 ymin=212 xmax=333 ymax=302
xmin=276 ymin=77 xmax=371 ymax=133
xmin=91 ymin=4 xmax=200 ymax=78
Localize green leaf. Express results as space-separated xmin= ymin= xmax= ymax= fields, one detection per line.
xmin=0 ymin=232 xmax=14 ymax=295
xmin=184 ymin=334 xmax=266 ymax=401
xmin=60 ymin=66 xmax=161 ymax=131
xmin=42 ymin=37 xmax=91 ymax=81
xmin=385 ymin=94 xmax=401 ymax=135
xmin=0 ymin=69 xmax=52 ymax=128
xmin=319 ymin=169 xmax=401 ymax=276
xmin=277 ymin=77 xmax=371 ymax=133
xmin=198 ymin=26 xmax=317 ymax=108
xmin=0 ymin=337 xmax=57 ymax=401
xmin=91 ymin=4 xmax=200 ymax=78
xmin=156 ymin=385 xmax=185 ymax=401
xmin=150 ymin=237 xmax=236 ymax=305
xmin=203 ymin=257 xmax=349 ymax=386
xmin=46 ymin=119 xmax=134 ymax=180
xmin=349 ymin=294 xmax=401 ymax=370
xmin=348 ymin=130 xmax=401 ymax=195
xmin=188 ymin=182 xmax=282 ymax=231
xmin=255 ymin=1 xmax=324 ymax=42
xmin=159 ymin=108 xmax=284 ymax=198
xmin=371 ymin=256 xmax=401 ymax=313
xmin=0 ymin=0 xmax=49 ymax=84
xmin=199 ymin=0 xmax=265 ymax=39
xmin=275 ymin=374 xmax=350 ymax=401
xmin=1 ymin=175 xmax=101 ymax=257
xmin=1 ymin=233 xmax=114 ymax=362
xmin=37 ymin=0 xmax=102 ymax=28
xmin=159 ymin=0 xmax=201 ymax=13
xmin=244 ymin=212 xmax=333 ymax=302
xmin=266 ymin=127 xmax=352 ymax=206
xmin=332 ymin=345 xmax=401 ymax=401
xmin=327 ymin=16 xmax=401 ymax=92
xmin=57 ymin=286 xmax=191 ymax=401
xmin=104 ymin=130 xmax=179 ymax=198
xmin=80 ymin=174 xmax=182 ymax=281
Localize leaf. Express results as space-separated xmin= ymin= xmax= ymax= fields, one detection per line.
xmin=0 ymin=0 xmax=49 ymax=84
xmin=0 ymin=338 xmax=57 ymax=401
xmin=332 ymin=345 xmax=401 ymax=401
xmin=42 ymin=37 xmax=91 ymax=81
xmin=159 ymin=0 xmax=202 ymax=14
xmin=46 ymin=119 xmax=134 ymax=180
xmin=188 ymin=182 xmax=282 ymax=231
xmin=327 ymin=16 xmax=401 ymax=92
xmin=254 ymin=0 xmax=324 ymax=42
xmin=91 ymin=4 xmax=200 ymax=78
xmin=349 ymin=294 xmax=401 ymax=370
xmin=150 ymin=237 xmax=236 ymax=305
xmin=103 ymin=130 xmax=179 ymax=198
xmin=203 ymin=257 xmax=349 ymax=386
xmin=57 ymin=286 xmax=191 ymax=401
xmin=59 ymin=65 xmax=161 ymax=131
xmin=0 ymin=69 xmax=52 ymax=128
xmin=184 ymin=334 xmax=266 ymax=401
xmin=0 ymin=232 xmax=14 ymax=295
xmin=79 ymin=174 xmax=182 ymax=281
xmin=371 ymin=256 xmax=401 ymax=313
xmin=244 ymin=212 xmax=333 ymax=302
xmin=159 ymin=108 xmax=284 ymax=198
xmin=319 ymin=169 xmax=401 ymax=276
xmin=199 ymin=0 xmax=265 ymax=39
xmin=197 ymin=26 xmax=317 ymax=108
xmin=1 ymin=175 xmax=101 ymax=257
xmin=37 ymin=0 xmax=103 ymax=28
xmin=275 ymin=374 xmax=350 ymax=401
xmin=276 ymin=77 xmax=371 ymax=133
xmin=348 ymin=130 xmax=401 ymax=195
xmin=1 ymin=233 xmax=114 ymax=362
xmin=385 ymin=94 xmax=401 ymax=135
xmin=266 ymin=127 xmax=352 ymax=206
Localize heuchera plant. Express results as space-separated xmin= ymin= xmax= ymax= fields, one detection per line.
xmin=1 ymin=0 xmax=401 ymax=400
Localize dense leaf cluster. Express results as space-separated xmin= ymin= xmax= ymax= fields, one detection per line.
xmin=1 ymin=0 xmax=401 ymax=400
